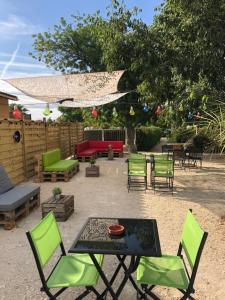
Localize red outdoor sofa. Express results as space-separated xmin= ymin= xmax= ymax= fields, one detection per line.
xmin=75 ymin=140 xmax=124 ymax=161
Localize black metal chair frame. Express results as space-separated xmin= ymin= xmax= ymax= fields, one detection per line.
xmin=127 ymin=159 xmax=147 ymax=192
xmin=138 ymin=212 xmax=208 ymax=300
xmin=26 ymin=232 xmax=101 ymax=300
xmin=184 ymin=148 xmax=203 ymax=169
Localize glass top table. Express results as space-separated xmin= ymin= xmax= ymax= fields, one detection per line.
xmin=69 ymin=217 xmax=161 ymax=257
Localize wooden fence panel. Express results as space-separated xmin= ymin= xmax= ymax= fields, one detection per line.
xmin=0 ymin=120 xmax=84 ymax=183
xmin=0 ymin=120 xmax=25 ymax=184
xmin=47 ymin=124 xmax=60 ymax=151
xmin=23 ymin=121 xmax=47 ymax=178
xmin=60 ymin=124 xmax=70 ymax=158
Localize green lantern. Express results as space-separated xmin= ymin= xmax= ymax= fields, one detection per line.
xmin=112 ymin=107 xmax=118 ymax=118
xmin=129 ymin=106 xmax=135 ymax=116
xmin=43 ymin=104 xmax=51 ymax=116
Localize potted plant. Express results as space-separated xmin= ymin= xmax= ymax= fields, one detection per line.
xmin=89 ymin=156 xmax=96 ymax=167
xmin=52 ymin=187 xmax=62 ymax=201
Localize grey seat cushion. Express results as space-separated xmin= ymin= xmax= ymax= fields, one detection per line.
xmin=0 ymin=166 xmax=14 ymax=195
xmin=0 ymin=185 xmax=40 ymax=211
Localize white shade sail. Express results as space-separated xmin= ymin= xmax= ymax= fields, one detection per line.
xmin=59 ymin=92 xmax=129 ymax=108
xmin=5 ymin=71 xmax=126 ymax=107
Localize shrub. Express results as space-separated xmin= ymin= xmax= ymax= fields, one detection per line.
xmin=169 ymin=126 xmax=195 ymax=143
xmin=136 ymin=126 xmax=162 ymax=151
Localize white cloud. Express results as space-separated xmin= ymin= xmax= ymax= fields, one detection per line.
xmin=0 ymin=60 xmax=47 ymax=69
xmin=0 ymin=14 xmax=41 ymax=38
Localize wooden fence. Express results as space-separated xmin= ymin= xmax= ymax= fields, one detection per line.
xmin=0 ymin=119 xmax=84 ymax=184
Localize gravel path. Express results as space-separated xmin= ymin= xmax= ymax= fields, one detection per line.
xmin=0 ymin=157 xmax=224 ymax=299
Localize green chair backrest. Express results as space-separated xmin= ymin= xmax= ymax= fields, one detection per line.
xmin=43 ymin=149 xmax=61 ymax=168
xmin=154 ymin=159 xmax=174 ymax=174
xmin=29 ymin=212 xmax=62 ymax=269
xmin=154 ymin=154 xmax=168 ymax=161
xmin=129 ymin=159 xmax=147 ymax=174
xmin=128 ymin=153 xmax=146 ymax=160
xmin=181 ymin=211 xmax=204 ymax=269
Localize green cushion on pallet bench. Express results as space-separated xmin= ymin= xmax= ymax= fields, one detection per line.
xmin=43 ymin=149 xmax=61 ymax=168
xmin=44 ymin=160 xmax=78 ymax=172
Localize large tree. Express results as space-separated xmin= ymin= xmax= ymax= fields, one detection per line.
xmin=30 ymin=1 xmax=159 ymax=151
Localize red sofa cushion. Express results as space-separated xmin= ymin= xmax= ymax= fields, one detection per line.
xmin=76 ymin=140 xmax=123 ymax=157
xmin=89 ymin=141 xmax=123 ymax=152
xmin=76 ymin=141 xmax=89 ymax=155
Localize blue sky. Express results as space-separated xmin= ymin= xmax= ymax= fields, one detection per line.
xmin=0 ymin=0 xmax=162 ymax=79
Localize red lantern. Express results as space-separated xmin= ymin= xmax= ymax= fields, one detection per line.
xmin=12 ymin=106 xmax=22 ymax=120
xmin=91 ymin=107 xmax=98 ymax=118
xmin=155 ymin=105 xmax=162 ymax=116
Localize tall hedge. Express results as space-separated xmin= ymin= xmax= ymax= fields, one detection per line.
xmin=136 ymin=126 xmax=162 ymax=151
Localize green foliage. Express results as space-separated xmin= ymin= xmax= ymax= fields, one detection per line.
xmin=58 ymin=107 xmax=83 ymax=122
xmin=9 ymin=104 xmax=28 ymax=113
xmin=136 ymin=126 xmax=162 ymax=151
xmin=201 ymin=106 xmax=225 ymax=153
xmin=52 ymin=187 xmax=62 ymax=196
xmin=192 ymin=133 xmax=209 ymax=151
xmin=30 ymin=0 xmax=225 ymax=137
xmin=169 ymin=126 xmax=195 ymax=143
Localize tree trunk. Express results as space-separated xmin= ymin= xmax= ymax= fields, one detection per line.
xmin=126 ymin=127 xmax=137 ymax=153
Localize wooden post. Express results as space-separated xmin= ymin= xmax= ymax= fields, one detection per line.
xmin=68 ymin=123 xmax=72 ymax=156
xmin=44 ymin=121 xmax=48 ymax=151
xmin=21 ymin=120 xmax=27 ymax=180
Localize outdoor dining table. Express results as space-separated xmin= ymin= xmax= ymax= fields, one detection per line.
xmin=69 ymin=217 xmax=161 ymax=299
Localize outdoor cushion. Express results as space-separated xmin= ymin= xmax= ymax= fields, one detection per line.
xmin=136 ymin=254 xmax=189 ymax=289
xmin=44 ymin=160 xmax=78 ymax=172
xmin=47 ymin=253 xmax=104 ymax=288
xmin=0 ymin=185 xmax=40 ymax=211
xmin=43 ymin=149 xmax=61 ymax=168
xmin=0 ymin=166 xmax=14 ymax=195
xmin=78 ymin=149 xmax=97 ymax=156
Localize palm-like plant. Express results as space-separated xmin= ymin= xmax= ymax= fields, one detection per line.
xmin=201 ymin=106 xmax=225 ymax=153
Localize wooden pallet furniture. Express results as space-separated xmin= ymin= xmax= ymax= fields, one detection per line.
xmin=85 ymin=165 xmax=100 ymax=177
xmin=0 ymin=165 xmax=40 ymax=230
xmin=42 ymin=194 xmax=74 ymax=221
xmin=35 ymin=149 xmax=79 ymax=182
xmin=75 ymin=140 xmax=123 ymax=161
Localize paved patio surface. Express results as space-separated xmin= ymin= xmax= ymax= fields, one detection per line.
xmin=0 ymin=156 xmax=225 ymax=299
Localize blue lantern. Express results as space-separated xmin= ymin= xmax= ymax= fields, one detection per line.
xmin=188 ymin=112 xmax=193 ymax=120
xmin=143 ymin=103 xmax=149 ymax=113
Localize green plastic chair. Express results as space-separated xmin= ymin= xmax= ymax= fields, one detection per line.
xmin=26 ymin=212 xmax=104 ymax=299
xmin=127 ymin=158 xmax=147 ymax=192
xmin=151 ymin=159 xmax=174 ymax=194
xmin=136 ymin=210 xmax=208 ymax=300
xmin=128 ymin=153 xmax=146 ymax=160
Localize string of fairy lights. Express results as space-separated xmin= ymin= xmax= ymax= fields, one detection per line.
xmin=11 ymin=101 xmax=201 ymax=121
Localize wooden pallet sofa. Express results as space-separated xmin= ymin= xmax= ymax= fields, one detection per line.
xmin=36 ymin=148 xmax=79 ymax=182
xmin=0 ymin=166 xmax=40 ymax=230
xmin=75 ymin=140 xmax=124 ymax=161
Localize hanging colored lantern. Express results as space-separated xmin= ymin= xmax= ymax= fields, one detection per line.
xmin=178 ymin=103 xmax=184 ymax=112
xmin=91 ymin=107 xmax=98 ymax=118
xmin=12 ymin=105 xmax=22 ymax=120
xmin=112 ymin=107 xmax=118 ymax=118
xmin=155 ymin=105 xmax=162 ymax=116
xmin=43 ymin=104 xmax=51 ymax=117
xmin=143 ymin=103 xmax=149 ymax=113
xmin=195 ymin=112 xmax=201 ymax=120
xmin=188 ymin=112 xmax=193 ymax=120
xmin=129 ymin=106 xmax=135 ymax=116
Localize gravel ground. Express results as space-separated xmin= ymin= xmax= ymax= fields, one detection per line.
xmin=0 ymin=156 xmax=224 ymax=300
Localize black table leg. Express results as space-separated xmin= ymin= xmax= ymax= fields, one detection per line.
xmin=100 ymin=255 xmax=126 ymax=299
xmin=89 ymin=253 xmax=118 ymax=300
xmin=116 ymin=255 xmax=146 ymax=299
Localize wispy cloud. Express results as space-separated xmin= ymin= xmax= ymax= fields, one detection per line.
xmin=0 ymin=60 xmax=47 ymax=69
xmin=0 ymin=44 xmax=20 ymax=78
xmin=0 ymin=14 xmax=41 ymax=38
